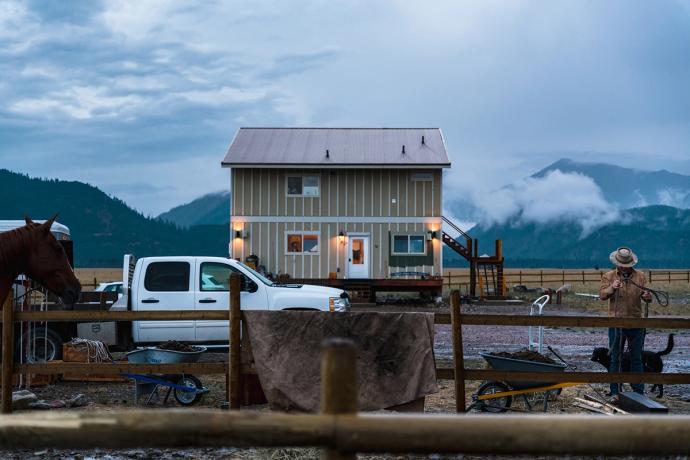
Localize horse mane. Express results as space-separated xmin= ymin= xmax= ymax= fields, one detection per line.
xmin=0 ymin=223 xmax=39 ymax=274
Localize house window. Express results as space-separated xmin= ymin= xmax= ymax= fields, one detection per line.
xmin=391 ymin=234 xmax=426 ymax=255
xmin=286 ymin=232 xmax=320 ymax=254
xmin=287 ymin=175 xmax=319 ymax=196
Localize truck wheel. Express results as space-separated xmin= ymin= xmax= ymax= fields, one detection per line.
xmin=174 ymin=375 xmax=204 ymax=406
xmin=17 ymin=327 xmax=63 ymax=362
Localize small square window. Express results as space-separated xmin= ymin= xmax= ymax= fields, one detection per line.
xmin=303 ymin=235 xmax=319 ymax=252
xmin=393 ymin=235 xmax=409 ymax=254
xmin=287 ymin=234 xmax=303 ymax=252
xmin=303 ymin=176 xmax=319 ymax=196
xmin=287 ymin=176 xmax=302 ymax=195
xmin=409 ymin=235 xmax=425 ymax=254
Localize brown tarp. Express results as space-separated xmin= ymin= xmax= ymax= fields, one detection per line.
xmin=243 ymin=311 xmax=438 ymax=412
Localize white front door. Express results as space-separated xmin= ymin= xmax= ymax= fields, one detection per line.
xmin=347 ymin=235 xmax=370 ymax=278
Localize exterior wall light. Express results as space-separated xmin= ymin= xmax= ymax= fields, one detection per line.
xmin=338 ymin=231 xmax=345 ymax=244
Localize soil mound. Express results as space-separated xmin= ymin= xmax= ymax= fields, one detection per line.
xmin=156 ymin=341 xmax=201 ymax=352
xmin=489 ymin=349 xmax=557 ymax=364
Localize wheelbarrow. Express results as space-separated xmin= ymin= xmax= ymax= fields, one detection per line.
xmin=124 ymin=346 xmax=209 ymax=406
xmin=470 ymin=351 xmax=577 ymax=413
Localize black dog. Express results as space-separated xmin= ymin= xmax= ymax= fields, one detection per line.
xmin=591 ymin=334 xmax=674 ymax=397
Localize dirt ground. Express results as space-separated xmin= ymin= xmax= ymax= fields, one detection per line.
xmin=3 ymin=289 xmax=690 ymax=459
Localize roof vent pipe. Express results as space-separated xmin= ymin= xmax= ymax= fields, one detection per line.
xmin=326 ymin=149 xmax=330 ymax=158
xmin=421 ymin=135 xmax=425 ymax=145
xmin=402 ymin=145 xmax=406 ymax=154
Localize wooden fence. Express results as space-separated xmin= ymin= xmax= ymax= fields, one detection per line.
xmin=2 ymin=282 xmax=690 ymax=455
xmin=443 ymin=268 xmax=690 ymax=291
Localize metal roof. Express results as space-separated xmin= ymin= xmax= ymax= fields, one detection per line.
xmin=221 ymin=128 xmax=451 ymax=168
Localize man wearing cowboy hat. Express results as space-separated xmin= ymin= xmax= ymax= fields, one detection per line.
xmin=600 ymin=247 xmax=653 ymax=399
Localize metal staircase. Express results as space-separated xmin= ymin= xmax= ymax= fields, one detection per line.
xmin=441 ymin=216 xmax=506 ymax=298
xmin=441 ymin=216 xmax=472 ymax=262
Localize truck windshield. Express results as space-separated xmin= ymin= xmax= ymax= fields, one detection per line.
xmin=238 ymin=263 xmax=274 ymax=286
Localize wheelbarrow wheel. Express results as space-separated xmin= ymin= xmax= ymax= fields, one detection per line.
xmin=174 ymin=375 xmax=204 ymax=406
xmin=476 ymin=381 xmax=512 ymax=413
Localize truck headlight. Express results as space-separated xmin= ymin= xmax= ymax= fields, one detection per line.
xmin=329 ymin=296 xmax=350 ymax=312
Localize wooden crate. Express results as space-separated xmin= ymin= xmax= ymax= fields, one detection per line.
xmin=62 ymin=342 xmax=127 ymax=383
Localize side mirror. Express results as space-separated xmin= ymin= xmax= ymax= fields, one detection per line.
xmin=241 ymin=278 xmax=258 ymax=293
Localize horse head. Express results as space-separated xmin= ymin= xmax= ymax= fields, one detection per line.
xmin=23 ymin=216 xmax=81 ymax=303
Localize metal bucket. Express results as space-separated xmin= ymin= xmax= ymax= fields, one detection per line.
xmin=126 ymin=346 xmax=207 ymax=364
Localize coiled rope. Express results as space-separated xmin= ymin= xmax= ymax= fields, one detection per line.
xmin=68 ymin=338 xmax=113 ymax=363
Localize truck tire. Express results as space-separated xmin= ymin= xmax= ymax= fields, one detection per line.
xmin=16 ymin=327 xmax=63 ymax=362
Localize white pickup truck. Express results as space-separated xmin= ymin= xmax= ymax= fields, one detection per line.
xmin=80 ymin=255 xmax=350 ymax=347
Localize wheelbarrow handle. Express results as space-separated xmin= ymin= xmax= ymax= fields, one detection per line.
xmin=547 ymin=346 xmax=577 ymax=370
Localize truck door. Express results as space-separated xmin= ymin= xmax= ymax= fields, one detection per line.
xmin=194 ymin=261 xmax=266 ymax=342
xmin=134 ymin=259 xmax=195 ymax=343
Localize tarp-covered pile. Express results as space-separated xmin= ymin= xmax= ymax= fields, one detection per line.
xmin=244 ymin=311 xmax=438 ymax=412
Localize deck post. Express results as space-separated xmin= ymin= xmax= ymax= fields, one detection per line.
xmin=2 ymin=295 xmax=14 ymax=414
xmin=450 ymin=290 xmax=465 ymax=412
xmin=321 ymin=337 xmax=357 ymax=460
xmin=229 ymin=273 xmax=242 ymax=410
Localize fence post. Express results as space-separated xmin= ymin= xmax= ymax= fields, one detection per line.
xmin=450 ymin=290 xmax=465 ymax=413
xmin=321 ymin=337 xmax=357 ymax=460
xmin=2 ymin=296 xmax=14 ymax=414
xmin=229 ymin=273 xmax=242 ymax=410
xmin=540 ymin=270 xmax=543 ymax=286
xmin=649 ymin=270 xmax=653 ymax=283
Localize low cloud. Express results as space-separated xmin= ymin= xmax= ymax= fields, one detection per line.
xmin=657 ymin=188 xmax=690 ymax=208
xmin=472 ymin=170 xmax=619 ymax=237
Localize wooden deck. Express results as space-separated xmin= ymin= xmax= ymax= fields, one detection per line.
xmin=288 ymin=277 xmax=443 ymax=301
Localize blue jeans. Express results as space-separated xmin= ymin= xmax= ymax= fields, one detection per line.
xmin=608 ymin=327 xmax=645 ymax=395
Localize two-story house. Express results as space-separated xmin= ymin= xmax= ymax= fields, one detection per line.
xmin=221 ymin=128 xmax=451 ymax=280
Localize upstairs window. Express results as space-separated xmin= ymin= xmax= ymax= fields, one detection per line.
xmin=287 ymin=175 xmax=319 ymax=196
xmin=391 ymin=234 xmax=426 ymax=255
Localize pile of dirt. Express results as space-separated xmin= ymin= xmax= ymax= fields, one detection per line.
xmin=489 ymin=349 xmax=558 ymax=365
xmin=156 ymin=341 xmax=201 ymax=352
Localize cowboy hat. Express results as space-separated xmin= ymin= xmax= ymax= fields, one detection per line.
xmin=609 ymin=247 xmax=638 ymax=267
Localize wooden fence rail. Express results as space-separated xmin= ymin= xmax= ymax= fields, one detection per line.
xmin=447 ymin=292 xmax=690 ymax=412
xmin=2 ymin=283 xmax=690 ymax=454
xmin=443 ymin=269 xmax=690 ymax=290
xmin=0 ymin=274 xmax=246 ymax=414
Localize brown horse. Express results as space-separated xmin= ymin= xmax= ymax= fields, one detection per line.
xmin=0 ymin=216 xmax=81 ymax=307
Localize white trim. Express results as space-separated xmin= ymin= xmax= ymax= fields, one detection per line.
xmin=285 ymin=230 xmax=321 ymax=255
xmin=233 ymin=215 xmax=442 ymax=224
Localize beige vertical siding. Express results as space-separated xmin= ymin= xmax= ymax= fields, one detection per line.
xmin=230 ymin=167 xmax=443 ymax=278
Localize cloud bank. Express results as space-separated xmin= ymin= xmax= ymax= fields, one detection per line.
xmin=471 ymin=170 xmax=619 ymax=236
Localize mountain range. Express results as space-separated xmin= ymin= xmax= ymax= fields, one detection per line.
xmin=2 ymin=158 xmax=689 ymax=268
xmin=533 ymin=158 xmax=690 ymax=209
xmin=444 ymin=205 xmax=690 ymax=268
xmin=0 ymin=170 xmax=228 ymax=267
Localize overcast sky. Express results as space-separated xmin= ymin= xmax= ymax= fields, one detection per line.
xmin=2 ymin=0 xmax=690 ymax=217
